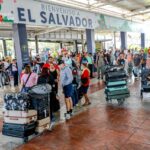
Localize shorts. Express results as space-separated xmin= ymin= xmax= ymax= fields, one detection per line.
xmin=63 ymin=83 xmax=73 ymax=98
xmin=80 ymin=85 xmax=89 ymax=94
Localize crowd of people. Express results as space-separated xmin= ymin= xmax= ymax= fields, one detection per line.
xmin=0 ymin=48 xmax=149 ymax=120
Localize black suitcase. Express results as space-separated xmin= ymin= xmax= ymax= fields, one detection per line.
xmin=37 ymin=109 xmax=49 ymax=120
xmin=50 ymin=92 xmax=60 ymax=112
xmin=2 ymin=122 xmax=36 ymax=142
xmin=4 ymin=93 xmax=31 ymax=111
xmin=31 ymin=97 xmax=49 ymax=110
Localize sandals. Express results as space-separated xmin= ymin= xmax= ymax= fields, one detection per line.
xmin=82 ymin=102 xmax=91 ymax=106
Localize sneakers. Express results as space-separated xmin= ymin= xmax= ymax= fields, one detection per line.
xmin=64 ymin=113 xmax=71 ymax=120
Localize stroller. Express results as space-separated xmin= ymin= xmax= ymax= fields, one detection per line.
xmin=140 ymin=68 xmax=150 ymax=99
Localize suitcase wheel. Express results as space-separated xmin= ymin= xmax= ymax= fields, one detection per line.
xmin=23 ymin=137 xmax=28 ymax=143
xmin=117 ymin=99 xmax=125 ymax=106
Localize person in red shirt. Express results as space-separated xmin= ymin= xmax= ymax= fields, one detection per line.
xmin=80 ymin=59 xmax=91 ymax=106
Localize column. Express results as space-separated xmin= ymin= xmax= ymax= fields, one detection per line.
xmin=35 ymin=35 xmax=39 ymax=54
xmin=2 ymin=39 xmax=7 ymax=57
xmin=60 ymin=42 xmax=63 ymax=49
xmin=13 ymin=24 xmax=30 ymax=74
xmin=113 ymin=31 xmax=116 ymax=49
xmin=86 ymin=29 xmax=95 ymax=54
xmin=74 ymin=40 xmax=78 ymax=53
xmin=120 ymin=32 xmax=127 ymax=51
xmin=141 ymin=33 xmax=145 ymax=49
xmin=81 ymin=33 xmax=84 ymax=52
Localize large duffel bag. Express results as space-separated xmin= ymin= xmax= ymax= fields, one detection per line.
xmin=4 ymin=93 xmax=31 ymax=111
xmin=2 ymin=122 xmax=36 ymax=138
xmin=3 ymin=110 xmax=37 ymax=124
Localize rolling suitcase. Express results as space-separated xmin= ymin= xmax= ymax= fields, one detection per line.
xmin=2 ymin=122 xmax=36 ymax=142
xmin=3 ymin=110 xmax=37 ymax=124
xmin=4 ymin=93 xmax=31 ymax=111
xmin=36 ymin=117 xmax=50 ymax=133
xmin=4 ymin=114 xmax=37 ymax=124
xmin=3 ymin=110 xmax=37 ymax=117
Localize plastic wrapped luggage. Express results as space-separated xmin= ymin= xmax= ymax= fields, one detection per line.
xmin=3 ymin=110 xmax=37 ymax=124
xmin=2 ymin=122 xmax=36 ymax=140
xmin=36 ymin=117 xmax=50 ymax=133
xmin=29 ymin=84 xmax=51 ymax=98
xmin=4 ymin=93 xmax=31 ymax=111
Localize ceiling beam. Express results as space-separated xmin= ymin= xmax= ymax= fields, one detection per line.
xmin=34 ymin=27 xmax=65 ymax=36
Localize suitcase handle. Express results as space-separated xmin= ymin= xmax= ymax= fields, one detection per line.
xmin=10 ymin=117 xmax=19 ymax=120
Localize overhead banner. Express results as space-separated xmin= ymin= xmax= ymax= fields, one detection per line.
xmin=96 ymin=14 xmax=144 ymax=33
xmin=13 ymin=0 xmax=97 ymax=29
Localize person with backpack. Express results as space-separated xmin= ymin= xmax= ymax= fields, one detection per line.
xmin=21 ymin=65 xmax=38 ymax=93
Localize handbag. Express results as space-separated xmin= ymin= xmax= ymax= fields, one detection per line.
xmin=21 ymin=73 xmax=32 ymax=93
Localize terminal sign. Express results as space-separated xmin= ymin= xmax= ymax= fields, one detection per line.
xmin=14 ymin=0 xmax=96 ymax=29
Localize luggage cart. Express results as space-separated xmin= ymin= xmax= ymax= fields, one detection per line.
xmin=104 ymin=66 xmax=130 ymax=105
xmin=140 ymin=69 xmax=150 ymax=99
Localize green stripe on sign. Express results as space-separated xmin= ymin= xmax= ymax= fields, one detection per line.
xmin=0 ymin=5 xmax=1 ymax=11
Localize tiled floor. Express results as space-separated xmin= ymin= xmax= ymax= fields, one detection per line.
xmin=14 ymin=78 xmax=150 ymax=150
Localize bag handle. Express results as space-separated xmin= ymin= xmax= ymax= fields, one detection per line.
xmin=24 ymin=73 xmax=32 ymax=87
xmin=21 ymin=73 xmax=32 ymax=93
